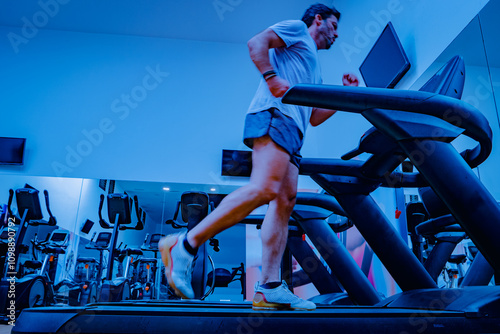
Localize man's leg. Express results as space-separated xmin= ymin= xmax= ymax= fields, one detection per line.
xmin=260 ymin=161 xmax=299 ymax=284
xmin=251 ymin=161 xmax=315 ymax=311
xmin=160 ymin=135 xmax=292 ymax=298
xmin=187 ymin=135 xmax=292 ymax=247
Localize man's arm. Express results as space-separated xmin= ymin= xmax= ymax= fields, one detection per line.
xmin=310 ymin=108 xmax=337 ymax=127
xmin=309 ymin=73 xmax=359 ymax=127
xmin=247 ymin=29 xmax=291 ymax=98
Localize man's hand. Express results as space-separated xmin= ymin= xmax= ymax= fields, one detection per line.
xmin=310 ymin=73 xmax=360 ymax=126
xmin=267 ymin=76 xmax=291 ymax=98
xmin=342 ymin=73 xmax=359 ymax=87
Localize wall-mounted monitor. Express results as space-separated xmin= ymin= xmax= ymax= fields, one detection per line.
xmin=221 ymin=149 xmax=252 ymax=177
xmin=0 ymin=137 xmax=26 ymax=165
xmin=359 ymin=22 xmax=411 ymax=88
xmin=80 ymin=219 xmax=94 ymax=234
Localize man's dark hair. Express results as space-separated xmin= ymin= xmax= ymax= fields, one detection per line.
xmin=301 ymin=3 xmax=341 ymax=27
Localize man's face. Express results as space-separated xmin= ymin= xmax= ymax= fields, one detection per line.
xmin=318 ymin=15 xmax=339 ymax=50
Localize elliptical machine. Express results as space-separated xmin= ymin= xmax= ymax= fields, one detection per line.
xmin=0 ymin=188 xmax=58 ymax=321
xmin=166 ymin=191 xmax=243 ymax=300
xmin=98 ymin=193 xmax=144 ymax=302
xmin=406 ymin=187 xmax=496 ymax=288
xmin=80 ymin=231 xmax=112 ymax=303
xmin=31 ymin=229 xmax=70 ymax=305
xmin=57 ymin=231 xmax=112 ymax=305
xmin=130 ymin=233 xmax=163 ymax=300
xmin=165 ymin=192 xmax=216 ymax=299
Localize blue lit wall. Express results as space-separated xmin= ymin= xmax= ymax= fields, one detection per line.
xmin=0 ymin=0 xmax=490 ymax=191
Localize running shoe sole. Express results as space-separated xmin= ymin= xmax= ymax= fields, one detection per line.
xmin=252 ymin=292 xmax=316 ymax=311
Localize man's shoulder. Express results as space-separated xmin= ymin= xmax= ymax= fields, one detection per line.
xmin=270 ymin=20 xmax=307 ymax=33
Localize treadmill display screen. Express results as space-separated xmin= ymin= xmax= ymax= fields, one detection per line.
xmin=150 ymin=234 xmax=161 ymax=243
xmin=96 ymin=232 xmax=112 ymax=247
xmin=50 ymin=232 xmax=68 ymax=243
xmin=359 ymin=22 xmax=411 ymax=88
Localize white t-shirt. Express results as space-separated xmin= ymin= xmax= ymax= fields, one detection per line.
xmin=247 ymin=20 xmax=322 ymax=135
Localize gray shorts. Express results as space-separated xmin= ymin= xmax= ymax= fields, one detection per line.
xmin=243 ymin=108 xmax=303 ymax=168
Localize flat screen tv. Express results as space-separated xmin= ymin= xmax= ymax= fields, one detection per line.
xmin=221 ymin=149 xmax=252 ymax=177
xmin=0 ymin=137 xmax=26 ymax=165
xmin=80 ymin=219 xmax=94 ymax=234
xmin=359 ymin=22 xmax=410 ymax=88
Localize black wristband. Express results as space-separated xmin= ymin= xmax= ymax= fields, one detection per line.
xmin=262 ymin=70 xmax=276 ymax=80
xmin=264 ymin=74 xmax=277 ymax=81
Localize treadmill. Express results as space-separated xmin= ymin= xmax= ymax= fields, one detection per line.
xmin=12 ymin=56 xmax=500 ymax=333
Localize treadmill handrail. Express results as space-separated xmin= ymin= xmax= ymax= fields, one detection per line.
xmin=299 ymin=158 xmax=429 ymax=188
xmin=282 ymin=84 xmax=492 ymax=167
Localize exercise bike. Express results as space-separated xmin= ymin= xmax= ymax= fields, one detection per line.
xmin=98 ymin=193 xmax=144 ymax=302
xmin=0 ymin=188 xmax=58 ymax=321
xmin=55 ymin=231 xmax=112 ymax=305
xmin=31 ymin=229 xmax=71 ymax=305
xmin=130 ymin=233 xmax=165 ymax=300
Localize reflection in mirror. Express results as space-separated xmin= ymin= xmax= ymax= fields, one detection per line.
xmin=0 ymin=174 xmax=247 ymax=306
xmin=479 ymin=0 xmax=500 ymax=108
xmin=409 ymin=3 xmax=500 ymax=198
xmin=477 ymin=0 xmax=500 ymax=198
xmin=0 ymin=175 xmax=83 ymax=312
xmin=116 ymin=179 xmax=246 ymax=301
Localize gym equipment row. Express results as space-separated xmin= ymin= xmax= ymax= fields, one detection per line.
xmin=0 ymin=188 xmax=166 ymax=320
xmin=0 ymin=184 xmax=244 ymax=325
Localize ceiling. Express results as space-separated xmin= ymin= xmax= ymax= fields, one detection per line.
xmin=0 ymin=0 xmax=331 ymax=44
xmin=1 ymin=0 xmax=497 ymax=60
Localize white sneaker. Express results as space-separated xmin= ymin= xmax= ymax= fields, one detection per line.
xmin=252 ymin=281 xmax=316 ymax=311
xmin=159 ymin=233 xmax=195 ymax=299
